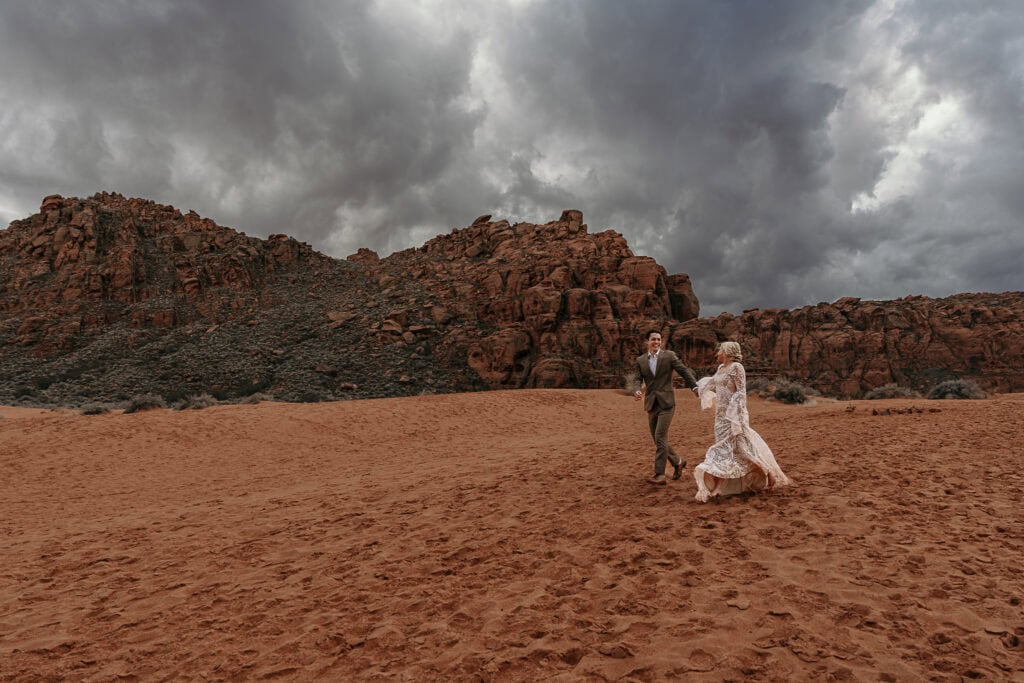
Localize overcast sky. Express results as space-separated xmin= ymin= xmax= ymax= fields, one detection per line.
xmin=1 ymin=0 xmax=1022 ymax=314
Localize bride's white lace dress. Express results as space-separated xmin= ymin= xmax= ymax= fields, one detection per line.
xmin=693 ymin=361 xmax=790 ymax=502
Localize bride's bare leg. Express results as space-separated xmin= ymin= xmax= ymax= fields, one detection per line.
xmin=694 ymin=466 xmax=718 ymax=503
xmin=704 ymin=473 xmax=720 ymax=497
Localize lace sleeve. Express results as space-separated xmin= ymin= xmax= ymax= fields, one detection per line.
xmin=723 ymin=363 xmax=749 ymax=433
xmin=732 ymin=363 xmax=746 ymax=396
xmin=696 ymin=376 xmax=716 ymax=409
xmin=728 ymin=363 xmax=748 ymax=410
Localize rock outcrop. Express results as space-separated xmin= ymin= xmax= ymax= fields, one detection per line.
xmin=664 ymin=294 xmax=1024 ymax=397
xmin=370 ymin=209 xmax=700 ymax=389
xmin=0 ymin=196 xmax=698 ymax=403
xmin=0 ymin=193 xmax=1021 ymax=405
xmin=1 ymin=193 xmax=323 ymax=354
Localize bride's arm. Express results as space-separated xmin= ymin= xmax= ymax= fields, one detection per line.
xmin=730 ymin=363 xmax=747 ymax=406
xmin=722 ymin=363 xmax=750 ymax=432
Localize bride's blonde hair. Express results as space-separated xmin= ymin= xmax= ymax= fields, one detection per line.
xmin=718 ymin=341 xmax=742 ymax=362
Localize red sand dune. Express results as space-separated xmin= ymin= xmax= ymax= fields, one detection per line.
xmin=2 ymin=391 xmax=1023 ymax=681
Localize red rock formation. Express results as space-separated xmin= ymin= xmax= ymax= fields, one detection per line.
xmin=372 ymin=209 xmax=701 ymax=388
xmin=0 ymin=193 xmax=323 ymax=354
xmin=1 ymin=194 xmax=1020 ymax=402
xmin=665 ymin=294 xmax=1024 ymax=396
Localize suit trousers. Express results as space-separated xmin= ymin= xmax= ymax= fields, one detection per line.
xmin=648 ymin=403 xmax=681 ymax=476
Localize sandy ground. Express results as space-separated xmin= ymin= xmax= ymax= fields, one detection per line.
xmin=1 ymin=390 xmax=1023 ymax=681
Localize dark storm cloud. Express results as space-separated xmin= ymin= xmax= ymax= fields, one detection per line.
xmin=476 ymin=0 xmax=1024 ymax=311
xmin=0 ymin=0 xmax=485 ymax=253
xmin=0 ymin=0 xmax=1021 ymax=312
xmin=482 ymin=0 xmax=872 ymax=311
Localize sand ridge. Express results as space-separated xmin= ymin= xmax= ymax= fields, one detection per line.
xmin=2 ymin=390 xmax=1023 ymax=680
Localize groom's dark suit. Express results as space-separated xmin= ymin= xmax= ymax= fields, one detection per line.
xmin=637 ymin=349 xmax=698 ymax=478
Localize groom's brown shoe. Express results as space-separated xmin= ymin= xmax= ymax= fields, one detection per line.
xmin=672 ymin=461 xmax=687 ymax=480
xmin=648 ymin=475 xmax=667 ymax=485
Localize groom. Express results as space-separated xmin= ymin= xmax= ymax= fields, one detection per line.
xmin=633 ymin=330 xmax=698 ymax=485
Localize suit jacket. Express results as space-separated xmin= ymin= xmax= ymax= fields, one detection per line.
xmin=637 ymin=349 xmax=698 ymax=412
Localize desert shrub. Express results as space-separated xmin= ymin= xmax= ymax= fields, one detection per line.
xmin=864 ymin=383 xmax=921 ymax=400
xmin=212 ymin=375 xmax=274 ymax=401
xmin=622 ymin=370 xmax=641 ymax=396
xmin=61 ymin=366 xmax=86 ymax=381
xmin=771 ymin=379 xmax=810 ymax=404
xmin=747 ymin=376 xmax=815 ymax=404
xmin=745 ymin=376 xmax=772 ymax=395
xmin=927 ymin=379 xmax=986 ymax=400
xmin=237 ymin=392 xmax=274 ymax=404
xmin=122 ymin=393 xmax=167 ymax=413
xmin=80 ymin=403 xmax=111 ymax=415
xmin=297 ymin=391 xmax=323 ymax=403
xmin=161 ymin=387 xmax=192 ymax=404
xmin=172 ymin=393 xmax=219 ymax=411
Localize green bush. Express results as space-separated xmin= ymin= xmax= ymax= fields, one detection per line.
xmin=80 ymin=403 xmax=111 ymax=415
xmin=927 ymin=379 xmax=986 ymax=400
xmin=123 ymin=394 xmax=167 ymax=413
xmin=864 ymin=383 xmax=921 ymax=400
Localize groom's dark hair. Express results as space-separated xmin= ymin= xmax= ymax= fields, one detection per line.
xmin=644 ymin=329 xmax=662 ymax=340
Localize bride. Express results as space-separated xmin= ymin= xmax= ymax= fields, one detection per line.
xmin=693 ymin=341 xmax=790 ymax=503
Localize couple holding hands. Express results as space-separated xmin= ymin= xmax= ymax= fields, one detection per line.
xmin=633 ymin=331 xmax=790 ymax=502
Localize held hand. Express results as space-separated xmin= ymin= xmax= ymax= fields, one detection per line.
xmin=634 ymin=390 xmax=643 ymax=401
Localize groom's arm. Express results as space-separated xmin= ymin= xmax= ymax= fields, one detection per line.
xmin=670 ymin=353 xmax=698 ymax=391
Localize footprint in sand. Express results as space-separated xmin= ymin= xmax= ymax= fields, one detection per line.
xmin=675 ymin=648 xmax=716 ymax=673
xmin=1000 ymin=628 xmax=1022 ymax=650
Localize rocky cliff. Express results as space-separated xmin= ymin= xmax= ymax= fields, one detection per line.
xmin=368 ymin=210 xmax=700 ymax=389
xmin=0 ymin=195 xmax=698 ymax=404
xmin=1 ymin=193 xmax=323 ymax=351
xmin=664 ymin=294 xmax=1024 ymax=396
xmin=0 ymin=193 xmax=1021 ymax=405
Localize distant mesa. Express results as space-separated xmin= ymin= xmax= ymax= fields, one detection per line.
xmin=0 ymin=192 xmax=1021 ymax=405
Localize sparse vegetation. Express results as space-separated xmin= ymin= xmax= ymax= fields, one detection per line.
xmin=747 ymin=376 xmax=816 ymax=404
xmin=80 ymin=403 xmax=112 ymax=415
xmin=237 ymin=392 xmax=274 ymax=404
xmin=864 ymin=383 xmax=921 ymax=400
xmin=122 ymin=394 xmax=167 ymax=413
xmin=771 ymin=379 xmax=811 ymax=404
xmin=745 ymin=376 xmax=772 ymax=396
xmin=927 ymin=379 xmax=986 ymax=400
xmin=622 ymin=370 xmax=641 ymax=396
xmin=172 ymin=393 xmax=219 ymax=411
